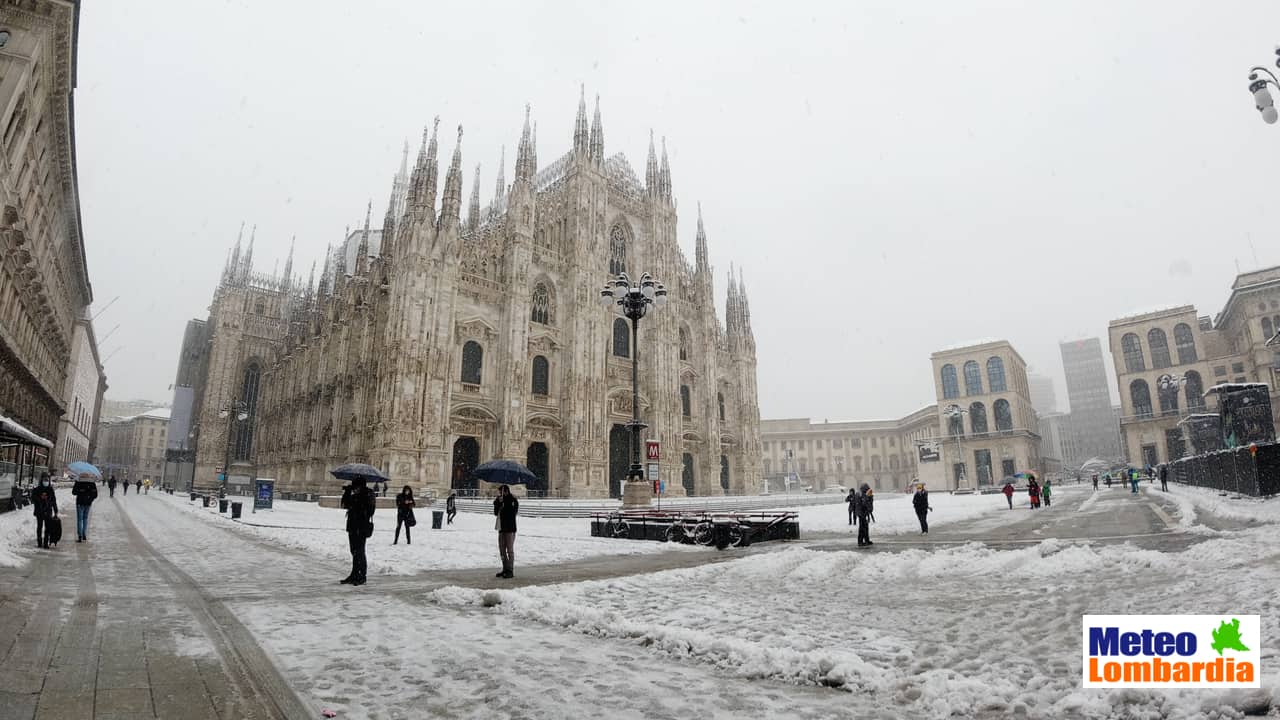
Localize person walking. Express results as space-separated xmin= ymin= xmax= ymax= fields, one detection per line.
xmin=31 ymin=474 xmax=57 ymax=549
xmin=1160 ymin=464 xmax=1169 ymax=492
xmin=1042 ymin=480 xmax=1053 ymax=507
xmin=1092 ymin=473 xmax=1099 ymax=490
xmin=912 ymin=483 xmax=931 ymax=534
xmin=855 ymin=483 xmax=875 ymax=546
xmin=494 ymin=485 xmax=519 ymax=578
xmin=394 ymin=485 xmax=416 ymax=545
xmin=1130 ymin=471 xmax=1140 ymax=494
xmin=107 ymin=475 xmax=117 ymax=497
xmin=446 ymin=491 xmax=457 ymax=525
xmin=1028 ymin=478 xmax=1041 ymax=509
xmin=845 ymin=487 xmax=858 ymax=526
xmin=135 ymin=479 xmax=142 ymax=495
xmin=340 ymin=478 xmax=375 ymax=586
xmin=1104 ymin=473 xmax=1112 ymax=489
xmin=1002 ymin=480 xmax=1015 ymax=509
xmin=121 ymin=477 xmax=128 ymax=495
xmin=143 ymin=478 xmax=151 ymax=494
xmin=71 ymin=474 xmax=98 ymax=542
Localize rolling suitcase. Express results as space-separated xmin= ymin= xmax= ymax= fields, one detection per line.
xmin=45 ymin=515 xmax=62 ymax=546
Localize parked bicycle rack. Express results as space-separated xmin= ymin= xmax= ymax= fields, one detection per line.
xmin=589 ymin=510 xmax=799 ymax=548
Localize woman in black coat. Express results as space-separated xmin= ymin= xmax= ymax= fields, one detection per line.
xmin=394 ymin=486 xmax=416 ymax=545
xmin=340 ymin=478 xmax=375 ymax=586
xmin=912 ymin=484 xmax=931 ymax=535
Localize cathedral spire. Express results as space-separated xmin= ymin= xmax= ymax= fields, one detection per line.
xmin=645 ymin=130 xmax=658 ymax=196
xmin=467 ymin=163 xmax=481 ymax=231
xmin=514 ymin=104 xmax=534 ymax=185
xmin=422 ymin=116 xmax=441 ymax=218
xmin=306 ymin=259 xmax=316 ymax=300
xmin=492 ymin=145 xmax=506 ymax=217
xmin=438 ymin=125 xmax=464 ymax=229
xmin=589 ymin=93 xmax=603 ymax=165
xmin=357 ymin=200 xmax=372 ymax=275
xmin=725 ymin=264 xmax=741 ymax=338
xmin=573 ymin=84 xmax=589 ymax=156
xmin=282 ymin=235 xmax=295 ymax=290
xmin=336 ymin=226 xmax=349 ymax=280
xmin=319 ymin=242 xmax=332 ymax=297
xmin=398 ymin=138 xmax=410 ymax=179
xmin=531 ymin=121 xmax=538 ymax=174
xmin=695 ymin=202 xmax=709 ymax=275
xmin=659 ymin=137 xmax=672 ymax=202
xmin=242 ymin=224 xmax=256 ymax=280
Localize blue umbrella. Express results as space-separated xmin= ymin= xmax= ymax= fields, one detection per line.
xmin=472 ymin=459 xmax=537 ymax=486
xmin=67 ymin=461 xmax=102 ymax=480
xmin=330 ymin=463 xmax=389 ymax=482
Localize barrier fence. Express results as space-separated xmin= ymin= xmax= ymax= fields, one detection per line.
xmin=1169 ymin=442 xmax=1280 ymax=497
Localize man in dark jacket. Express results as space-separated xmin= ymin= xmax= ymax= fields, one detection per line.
xmin=856 ymin=483 xmax=874 ymax=547
xmin=1159 ymin=464 xmax=1169 ymax=492
xmin=31 ymin=474 xmax=57 ymax=548
xmin=912 ymin=483 xmax=931 ymax=535
xmin=71 ymin=475 xmax=98 ymax=542
xmin=446 ymin=491 xmax=457 ymax=525
xmin=494 ymin=485 xmax=519 ymax=578
xmin=845 ymin=488 xmax=858 ymax=526
xmin=340 ymin=478 xmax=375 ymax=586
xmin=107 ymin=475 xmax=117 ymax=497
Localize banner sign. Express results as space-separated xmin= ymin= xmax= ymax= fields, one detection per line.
xmin=254 ymin=479 xmax=274 ymax=510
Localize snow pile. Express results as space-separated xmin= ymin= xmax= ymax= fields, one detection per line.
xmin=1165 ymin=483 xmax=1280 ymax=525
xmin=431 ymin=530 xmax=1280 ymax=719
xmin=0 ymin=504 xmax=33 ymax=567
xmin=151 ymin=491 xmax=699 ymax=574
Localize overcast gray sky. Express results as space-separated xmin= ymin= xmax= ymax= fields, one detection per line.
xmin=77 ymin=0 xmax=1280 ymax=421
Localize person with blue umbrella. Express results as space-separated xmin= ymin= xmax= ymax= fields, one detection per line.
xmin=68 ymin=461 xmax=101 ymax=542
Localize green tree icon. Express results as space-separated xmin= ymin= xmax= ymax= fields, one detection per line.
xmin=1211 ymin=619 xmax=1250 ymax=656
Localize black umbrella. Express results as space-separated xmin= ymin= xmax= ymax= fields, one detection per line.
xmin=472 ymin=459 xmax=537 ymax=486
xmin=330 ymin=463 xmax=390 ymax=482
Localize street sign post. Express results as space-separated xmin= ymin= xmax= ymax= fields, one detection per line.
xmin=645 ymin=440 xmax=660 ymax=462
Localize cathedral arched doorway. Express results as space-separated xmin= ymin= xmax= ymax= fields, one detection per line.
xmin=720 ymin=455 xmax=730 ymax=493
xmin=451 ymin=437 xmax=480 ymax=493
xmin=526 ymin=442 xmax=549 ymax=497
xmin=682 ymin=453 xmax=696 ymax=496
xmin=608 ymin=424 xmax=629 ymax=499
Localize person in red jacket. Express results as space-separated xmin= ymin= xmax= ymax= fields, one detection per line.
xmin=1001 ymin=480 xmax=1015 ymax=509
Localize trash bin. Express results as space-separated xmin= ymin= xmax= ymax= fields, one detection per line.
xmin=432 ymin=510 xmax=444 ymax=529
xmin=218 ymin=499 xmax=228 ymax=513
xmin=190 ymin=492 xmax=197 ymax=501
xmin=230 ymin=502 xmax=242 ymax=519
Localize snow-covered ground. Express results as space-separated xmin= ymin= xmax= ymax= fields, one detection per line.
xmin=1163 ymin=483 xmax=1280 ymax=526
xmin=432 ymin=522 xmax=1280 ymax=719
xmin=791 ymin=485 xmax=1044 ymax=535
xmin=151 ymin=491 xmax=706 ymax=575
xmin=0 ymin=483 xmax=75 ymax=567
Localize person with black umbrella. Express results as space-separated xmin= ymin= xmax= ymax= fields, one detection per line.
xmin=340 ymin=478 xmax=376 ymax=586
xmin=494 ymin=484 xmax=519 ymax=578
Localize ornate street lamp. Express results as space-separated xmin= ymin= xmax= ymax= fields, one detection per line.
xmin=1248 ymin=48 xmax=1280 ymax=124
xmin=219 ymin=399 xmax=250 ymax=497
xmin=599 ymin=272 xmax=667 ymax=504
xmin=943 ymin=404 xmax=969 ymax=489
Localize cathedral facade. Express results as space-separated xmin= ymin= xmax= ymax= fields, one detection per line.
xmin=188 ymin=91 xmax=762 ymax=498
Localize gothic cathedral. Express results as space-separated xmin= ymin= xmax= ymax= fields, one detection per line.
xmin=188 ymin=90 xmax=762 ymax=498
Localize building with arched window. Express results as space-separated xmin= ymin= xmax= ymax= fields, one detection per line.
xmin=1107 ymin=294 xmax=1277 ymax=467
xmin=931 ymin=340 xmax=1042 ymax=489
xmin=182 ymin=90 xmax=762 ymax=499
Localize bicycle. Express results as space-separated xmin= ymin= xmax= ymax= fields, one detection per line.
xmin=664 ymin=515 xmax=714 ymax=545
xmin=605 ymin=512 xmax=631 ymax=539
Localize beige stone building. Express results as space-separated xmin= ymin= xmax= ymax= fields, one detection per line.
xmin=932 ymin=340 xmax=1042 ymax=488
xmin=0 ymin=2 xmax=96 ymax=473
xmin=760 ymin=406 xmax=938 ymax=494
xmin=186 ymin=92 xmax=763 ymax=499
xmin=53 ymin=311 xmax=104 ymax=467
xmin=97 ymin=408 xmax=170 ymax=484
xmin=1108 ymin=267 xmax=1280 ymax=467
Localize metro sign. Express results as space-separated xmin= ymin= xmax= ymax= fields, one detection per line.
xmin=645 ymin=440 xmax=660 ymax=461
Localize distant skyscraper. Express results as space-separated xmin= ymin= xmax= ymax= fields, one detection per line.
xmin=1028 ymin=372 xmax=1058 ymax=415
xmin=1060 ymin=338 xmax=1122 ymax=463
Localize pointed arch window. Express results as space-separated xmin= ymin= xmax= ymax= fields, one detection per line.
xmin=612 ymin=318 xmax=630 ymax=358
xmin=531 ymin=355 xmax=549 ymax=396
xmin=1174 ymin=323 xmax=1197 ymax=364
xmin=1184 ymin=370 xmax=1205 ymax=411
xmin=963 ymin=361 xmax=983 ymax=396
xmin=969 ymin=402 xmax=988 ymax=434
xmin=681 ymin=385 xmax=692 ymax=418
xmin=1264 ymin=317 xmax=1275 ymax=343
xmin=461 ymin=341 xmax=483 ymax=384
xmin=609 ymin=225 xmax=627 ymax=276
xmin=1148 ymin=328 xmax=1171 ymax=369
xmin=717 ymin=392 xmax=726 ymax=422
xmin=678 ymin=327 xmax=690 ymax=362
xmin=993 ymin=399 xmax=1013 ymax=431
xmin=531 ymin=283 xmax=551 ymax=325
xmin=1130 ymin=380 xmax=1153 ymax=418
xmin=232 ymin=362 xmax=261 ymax=461
xmin=1122 ymin=333 xmax=1145 ymax=372
xmin=719 ymin=455 xmax=730 ymax=491
xmin=987 ymin=357 xmax=1007 ymax=392
xmin=941 ymin=364 xmax=959 ymax=399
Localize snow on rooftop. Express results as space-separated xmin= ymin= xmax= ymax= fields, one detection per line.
xmin=1110 ymin=303 xmax=1193 ymax=324
xmin=123 ymin=407 xmax=171 ymax=421
xmin=935 ymin=337 xmax=1003 ymax=353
